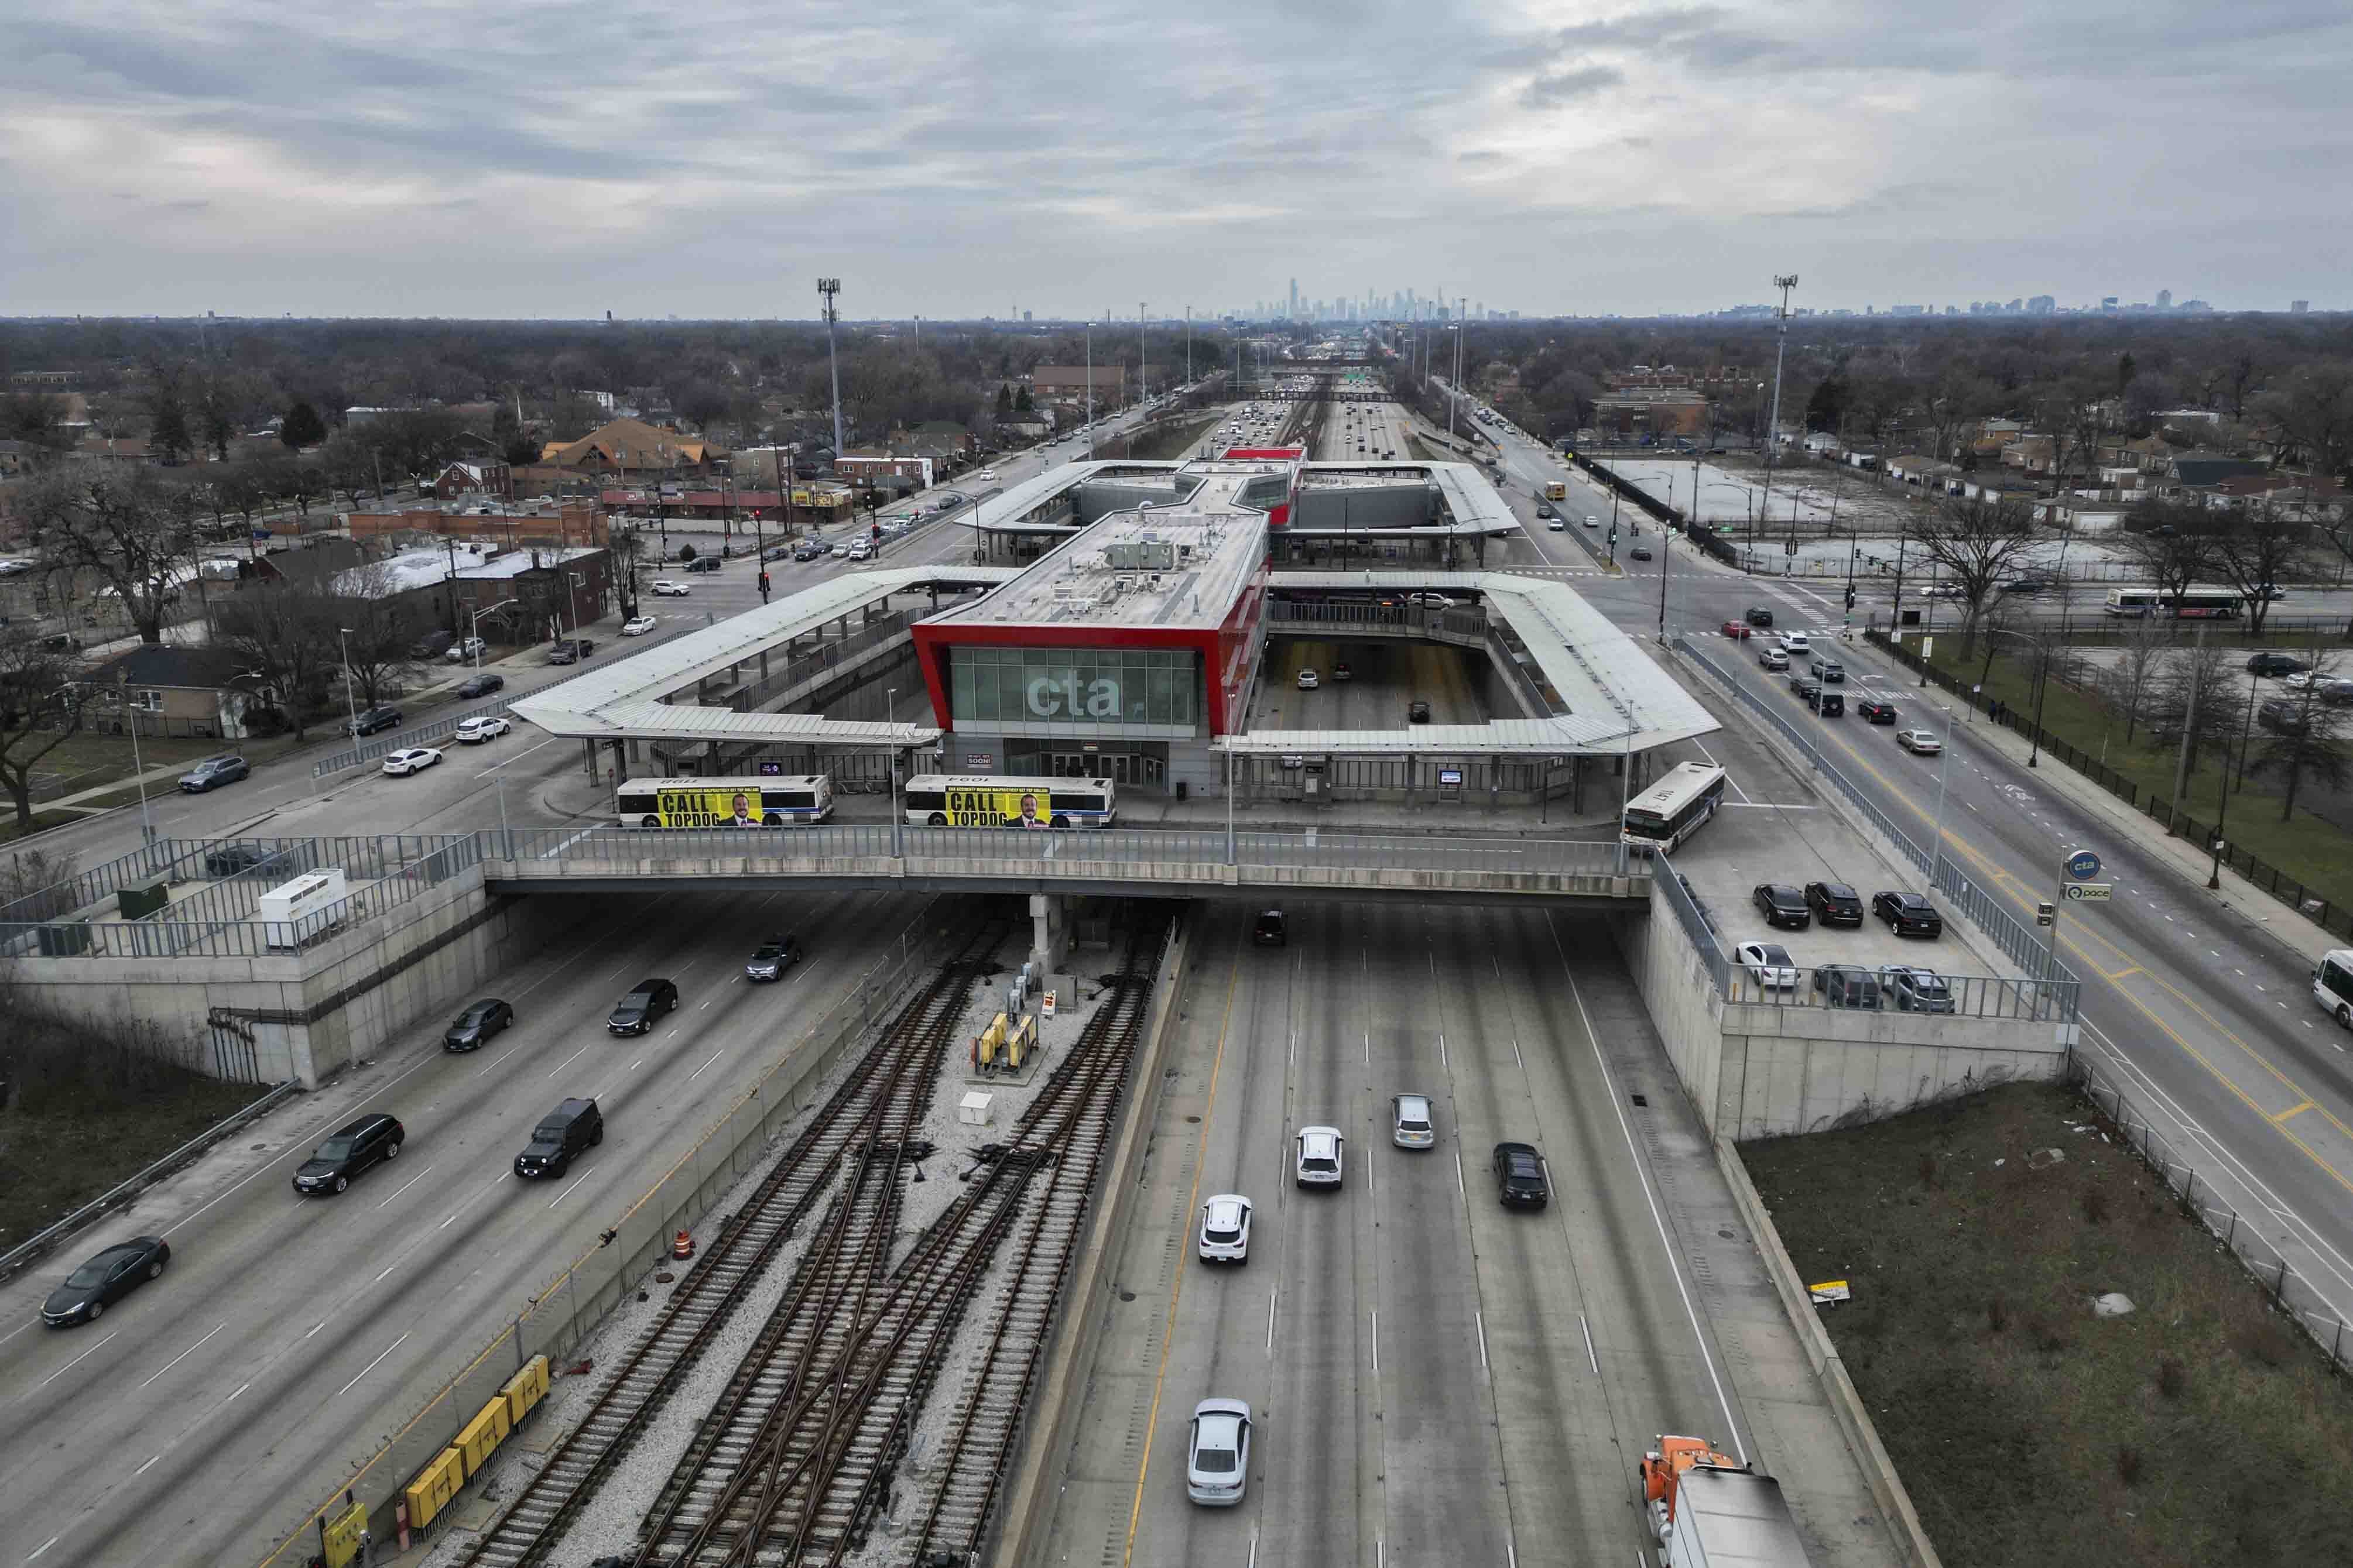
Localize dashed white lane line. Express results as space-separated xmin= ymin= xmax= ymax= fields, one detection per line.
xmin=138 ymin=1323 xmax=224 ymax=1389
xmin=1579 ymin=1312 xmax=1600 ymax=1375
xmin=35 ymin=1331 xmax=117 ymax=1391
xmin=544 ymin=1042 xmax=594 ymax=1079
xmin=374 ymin=1164 xmax=434 ymax=1209
xmin=332 ymin=1332 xmax=410 ymax=1397
xmin=686 ymin=1048 xmax=726 ymax=1083
xmin=1475 ymin=1310 xmax=1490 ymax=1371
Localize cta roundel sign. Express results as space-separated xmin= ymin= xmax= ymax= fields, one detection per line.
xmin=2066 ymin=849 xmax=2102 ymax=881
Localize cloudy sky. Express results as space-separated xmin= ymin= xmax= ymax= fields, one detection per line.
xmin=6 ymin=0 xmax=2348 ymax=320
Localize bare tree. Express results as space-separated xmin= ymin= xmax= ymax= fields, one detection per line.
xmin=1902 ymin=495 xmax=2044 ymax=660
xmin=20 ymin=466 xmax=201 ymax=646
xmin=2205 ymin=497 xmax=2315 ymax=636
xmin=2103 ymin=609 xmax=2172 ymax=747
xmin=2115 ymin=499 xmax=2222 ymax=606
xmin=2147 ymin=636 xmax=2240 ymax=787
xmin=0 ymin=633 xmax=94 ymax=836
xmin=330 ymin=564 xmax=427 ymax=706
xmin=216 ymin=577 xmax=338 ymax=740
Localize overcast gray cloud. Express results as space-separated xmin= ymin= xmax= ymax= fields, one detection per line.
xmin=3 ymin=0 xmax=2350 ymax=318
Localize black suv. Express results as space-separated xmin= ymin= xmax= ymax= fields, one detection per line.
xmin=349 ymin=705 xmax=402 ymax=736
xmin=1493 ymin=1142 xmax=1550 ymax=1209
xmin=1252 ymin=909 xmax=1287 ymax=946
xmin=1872 ymin=891 xmax=1944 ymax=938
xmin=2248 ymin=652 xmax=2309 ymax=677
xmin=293 ymin=1114 xmax=405 ymax=1195
xmin=1809 ymin=687 xmax=1845 ymax=718
xmin=793 ymin=539 xmax=829 ymax=562
xmin=1857 ymin=696 xmax=1898 ymax=724
xmin=1745 ymin=606 xmax=1775 ymax=627
xmin=515 ymin=1098 xmax=602 ymax=1179
xmin=1804 ymin=881 xmax=1865 ymax=928
xmin=444 ymin=997 xmax=515 ymax=1051
xmin=684 ymin=555 xmax=723 ymax=574
xmin=608 ymin=977 xmax=680 ymax=1035
xmin=1813 ymin=965 xmax=1883 ymax=1009
xmin=1752 ymin=883 xmax=1811 ymax=929
xmin=2258 ymin=697 xmax=2309 ymax=735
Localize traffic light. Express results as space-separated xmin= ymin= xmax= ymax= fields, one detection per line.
xmin=1845 ymin=586 xmax=1857 ymax=609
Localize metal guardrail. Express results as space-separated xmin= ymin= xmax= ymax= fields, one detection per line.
xmin=0 ymin=1079 xmax=299 ymax=1285
xmin=1652 ymin=854 xmax=1733 ymax=990
xmin=1675 ymin=637 xmax=2083 ymax=1013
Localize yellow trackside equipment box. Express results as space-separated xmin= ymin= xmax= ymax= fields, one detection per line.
xmin=404 ymin=1447 xmax=465 ymax=1529
xmin=502 ymin=1354 xmax=551 ymax=1424
xmin=456 ymin=1394 xmax=512 ymax=1476
xmin=321 ymin=1496 xmax=369 ymax=1568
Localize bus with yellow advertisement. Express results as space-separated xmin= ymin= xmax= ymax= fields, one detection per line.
xmin=615 ymin=774 xmax=834 ymax=828
xmin=901 ymin=773 xmax=1116 ymax=829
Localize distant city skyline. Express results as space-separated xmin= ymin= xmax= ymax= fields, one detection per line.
xmin=6 ymin=3 xmax=2349 ymax=321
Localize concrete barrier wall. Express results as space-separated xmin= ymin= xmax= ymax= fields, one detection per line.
xmin=998 ymin=904 xmax=1196 ymax=1567
xmin=254 ymin=914 xmax=943 ymax=1565
xmin=1717 ymin=1138 xmax=1946 ymax=1568
xmin=1614 ymin=879 xmax=2067 ymax=1139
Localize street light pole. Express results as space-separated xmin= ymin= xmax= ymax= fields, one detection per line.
xmin=1756 ymin=273 xmax=1797 ymax=565
xmin=2212 ymin=667 xmax=2259 ymax=889
xmin=118 ymin=674 xmax=155 ymax=843
xmin=338 ymin=626 xmax=359 ymax=736
xmin=1086 ymin=323 xmax=1095 ymax=461
xmin=819 ymin=278 xmax=845 ymax=463
xmin=886 ymin=687 xmax=903 ymax=861
xmin=1655 ymin=526 xmax=1672 ymax=644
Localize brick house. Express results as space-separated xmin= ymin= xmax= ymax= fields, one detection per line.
xmin=433 ymin=460 xmax=513 ymax=501
xmin=1030 ymin=366 xmax=1126 ymax=404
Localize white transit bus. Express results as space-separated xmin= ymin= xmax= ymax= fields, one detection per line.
xmin=615 ymin=774 xmax=834 ymax=828
xmin=902 ymin=773 xmax=1118 ymax=829
xmin=2313 ymin=949 xmax=2353 ymax=1028
xmin=1621 ymin=761 xmax=1729 ymax=855
xmin=2104 ymin=587 xmax=2244 ymax=619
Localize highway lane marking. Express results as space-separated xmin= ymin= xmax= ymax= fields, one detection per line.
xmin=138 ymin=1323 xmax=224 ymax=1388
xmin=27 ymin=1535 xmax=59 ymax=1561
xmin=1439 ymin=1030 xmax=1447 ymax=1067
xmin=373 ymin=1263 xmax=397 ymax=1283
xmin=133 ymin=1453 xmax=160 ymax=1477
xmin=304 ymin=1322 xmax=326 ymax=1339
xmin=1550 ymin=917 xmax=1748 ymax=1466
xmin=1579 ymin=1312 xmax=1600 ymax=1375
xmin=35 ymin=1330 xmax=117 ymax=1391
xmin=1369 ymin=1309 xmax=1379 ymax=1374
xmin=333 ymin=1331 xmax=410 ymax=1397
xmin=1475 ymin=1309 xmax=1490 ymax=1371
xmin=544 ymin=1042 xmax=594 ymax=1079
xmin=374 ymin=1164 xmax=434 ymax=1209
xmin=1266 ymin=1288 xmax=1277 ymax=1352
xmin=686 ymin=1049 xmax=726 ymax=1083
xmin=2106 ymin=966 xmax=2144 ymax=981
xmin=629 ymin=1058 xmax=644 ymax=1071
xmin=1122 ymin=930 xmax=1241 ymax=1568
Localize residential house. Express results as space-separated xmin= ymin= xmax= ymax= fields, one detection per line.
xmin=87 ymin=644 xmax=270 ymax=740
xmin=2200 ymin=474 xmax=2345 ymax=523
xmin=434 ymin=460 xmax=513 ymax=502
xmin=2163 ymin=451 xmax=2268 ymax=499
xmin=534 ymin=417 xmax=727 ymax=479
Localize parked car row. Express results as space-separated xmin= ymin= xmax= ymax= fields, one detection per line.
xmin=1752 ymin=880 xmax=1944 ymax=938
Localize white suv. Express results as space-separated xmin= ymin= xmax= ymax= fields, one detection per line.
xmin=1197 ymin=1194 xmax=1252 ymax=1264
xmin=1390 ymin=1094 xmax=1436 ymax=1150
xmin=1780 ymin=632 xmax=1811 ymax=655
xmin=1294 ymin=1126 xmax=1345 ymax=1189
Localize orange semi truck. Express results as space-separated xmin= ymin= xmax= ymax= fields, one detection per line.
xmin=1642 ymin=1434 xmax=1814 ymax=1567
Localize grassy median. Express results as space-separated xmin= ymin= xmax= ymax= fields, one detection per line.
xmin=1744 ymin=1082 xmax=2353 ymax=1567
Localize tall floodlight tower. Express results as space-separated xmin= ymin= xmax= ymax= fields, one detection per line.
xmin=1140 ymin=303 xmax=1148 ymax=406
xmin=1756 ymin=274 xmax=1799 ymax=561
xmin=818 ymin=277 xmax=845 ymax=460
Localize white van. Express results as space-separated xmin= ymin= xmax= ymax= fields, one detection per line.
xmin=2313 ymin=950 xmax=2353 ymax=1027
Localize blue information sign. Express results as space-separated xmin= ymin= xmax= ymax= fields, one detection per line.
xmin=2066 ymin=850 xmax=2102 ymax=881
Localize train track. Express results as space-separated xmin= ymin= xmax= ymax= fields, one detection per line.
xmin=618 ymin=911 xmax=1172 ymax=1568
xmin=451 ymin=917 xmax=1013 ymax=1568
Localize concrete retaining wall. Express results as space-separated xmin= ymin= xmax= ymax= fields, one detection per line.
xmin=998 ymin=904 xmax=1196 ymax=1567
xmin=1614 ymin=879 xmax=2067 ymax=1138
xmin=6 ymin=873 xmax=597 ymax=1087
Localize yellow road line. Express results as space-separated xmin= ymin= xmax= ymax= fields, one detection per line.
xmin=1122 ymin=931 xmax=1242 ymax=1566
xmin=2105 ymin=966 xmax=2144 ymax=982
xmin=2274 ymin=1100 xmax=2318 ymax=1126
xmin=1787 ymin=677 xmax=2353 ymax=1201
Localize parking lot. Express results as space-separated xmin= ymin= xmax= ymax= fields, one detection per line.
xmin=1249 ymin=637 xmax=1491 ymax=729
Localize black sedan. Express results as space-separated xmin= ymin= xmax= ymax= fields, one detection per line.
xmin=444 ymin=997 xmax=514 ymax=1051
xmin=1494 ymin=1142 xmax=1550 ymax=1209
xmin=1873 ymin=890 xmax=1945 ymax=938
xmin=455 ymin=673 xmax=506 ymax=699
xmin=43 ymin=1236 xmax=171 ymax=1326
xmin=1252 ymin=909 xmax=1287 ymax=946
xmin=293 ymin=1114 xmax=405 ymax=1195
xmin=608 ymin=977 xmax=680 ymax=1035
xmin=204 ymin=842 xmax=292 ymax=878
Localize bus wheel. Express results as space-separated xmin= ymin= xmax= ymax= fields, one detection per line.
xmin=929 ymin=812 xmax=948 ymax=826
xmin=1050 ymin=814 xmax=1070 ymax=828
xmin=641 ymin=815 xmax=660 ymax=828
xmin=2338 ymin=1004 xmax=2351 ymax=1030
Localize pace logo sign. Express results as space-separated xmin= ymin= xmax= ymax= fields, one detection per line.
xmin=1025 ymin=673 xmax=1123 ymax=719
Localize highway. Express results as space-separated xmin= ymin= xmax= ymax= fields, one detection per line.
xmin=1464 ymin=411 xmax=2353 ymax=1347
xmin=1040 ymin=903 xmax=1895 ymax=1568
xmin=0 ymin=887 xmax=941 ymax=1568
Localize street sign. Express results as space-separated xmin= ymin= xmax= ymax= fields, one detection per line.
xmin=2036 ymin=901 xmax=2056 ymax=927
xmin=2065 ymin=883 xmax=2112 ymax=901
xmin=2066 ymin=850 xmax=2103 ymax=881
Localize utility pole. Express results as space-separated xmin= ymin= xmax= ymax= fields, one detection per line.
xmin=818 ymin=277 xmax=845 ymax=464
xmin=1139 ymin=303 xmax=1148 ymax=408
xmin=2169 ymin=621 xmax=2208 ymax=815
xmin=1757 ymin=273 xmax=1798 ymax=567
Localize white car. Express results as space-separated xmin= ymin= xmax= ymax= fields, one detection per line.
xmin=1391 ymin=1093 xmax=1436 ymax=1150
xmin=1584 ymin=515 xmax=1600 ymax=527
xmin=1198 ymin=1194 xmax=1252 ymax=1264
xmin=1895 ymin=729 xmax=1943 ymax=756
xmin=650 ymin=579 xmax=690 ymax=596
xmin=1403 ymin=592 xmax=1456 ymax=609
xmin=847 ymin=540 xmax=875 ymax=561
xmin=831 ymin=542 xmax=852 ymax=558
xmin=381 ymin=747 xmax=443 ymax=777
xmin=1186 ymin=1399 xmax=1252 ymax=1506
xmin=1295 ymin=1125 xmax=1345 ymax=1188
xmin=1735 ymin=941 xmax=1800 ymax=990
xmin=453 ymin=715 xmax=509 ymax=744
xmin=1547 ymin=516 xmax=1566 ymax=531
xmin=1296 ymin=669 xmax=1320 ymax=690
xmin=445 ymin=636 xmax=486 ymax=663
xmin=622 ymin=615 xmax=657 ymax=636
xmin=1780 ymin=632 xmax=1811 ymax=655
xmin=977 ymin=469 xmax=998 ymax=481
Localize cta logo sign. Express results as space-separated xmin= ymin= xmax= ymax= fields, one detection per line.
xmin=1026 ymin=673 xmax=1122 ymax=719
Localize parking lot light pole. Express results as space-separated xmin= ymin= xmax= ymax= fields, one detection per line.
xmin=338 ymin=626 xmax=359 ymax=736
xmin=118 ymin=673 xmax=155 ymax=843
